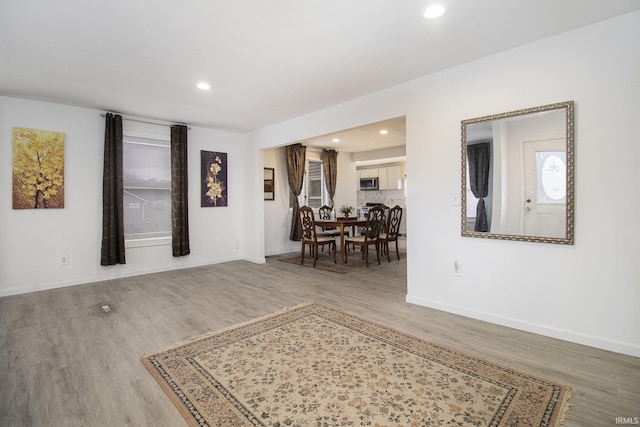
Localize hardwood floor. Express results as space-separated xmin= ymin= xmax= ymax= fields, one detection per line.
xmin=1 ymin=248 xmax=638 ymax=426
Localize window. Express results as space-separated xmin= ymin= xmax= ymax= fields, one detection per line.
xmin=123 ymin=135 xmax=171 ymax=241
xmin=306 ymin=160 xmax=325 ymax=208
xmin=290 ymin=159 xmax=327 ymax=209
xmin=536 ymin=151 xmax=566 ymax=203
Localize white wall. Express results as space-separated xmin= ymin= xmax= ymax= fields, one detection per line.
xmin=263 ymin=147 xmax=295 ymax=256
xmin=249 ymin=12 xmax=640 ymax=357
xmin=0 ymin=97 xmax=250 ymax=296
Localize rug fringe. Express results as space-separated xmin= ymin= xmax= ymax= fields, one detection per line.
xmin=555 ymin=386 xmax=573 ymax=426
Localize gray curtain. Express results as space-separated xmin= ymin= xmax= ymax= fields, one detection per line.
xmin=100 ymin=113 xmax=126 ymax=266
xmin=467 ymin=142 xmax=491 ymax=232
xmin=322 ymin=149 xmax=338 ymax=208
xmin=286 ymin=143 xmax=306 ymax=241
xmin=171 ymin=125 xmax=190 ymax=257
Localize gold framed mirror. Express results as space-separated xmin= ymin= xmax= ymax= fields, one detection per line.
xmin=461 ymin=101 xmax=574 ymax=244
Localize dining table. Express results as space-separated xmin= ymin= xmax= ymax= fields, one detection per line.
xmin=315 ymin=217 xmax=367 ymax=265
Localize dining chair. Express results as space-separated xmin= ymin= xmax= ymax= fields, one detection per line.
xmin=379 ymin=204 xmax=390 ymax=235
xmin=352 ymin=204 xmax=386 ymax=251
xmin=299 ymin=205 xmax=337 ymax=267
xmin=379 ymin=205 xmax=403 ymax=262
xmin=316 ymin=205 xmax=341 ymax=238
xmin=315 ymin=205 xmax=342 ymax=253
xmin=345 ymin=205 xmax=384 ymax=267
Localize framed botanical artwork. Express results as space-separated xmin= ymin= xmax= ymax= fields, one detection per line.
xmin=201 ymin=150 xmax=228 ymax=207
xmin=12 ymin=127 xmax=65 ymax=209
xmin=264 ymin=167 xmax=274 ymax=200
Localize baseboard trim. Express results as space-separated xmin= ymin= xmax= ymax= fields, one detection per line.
xmin=406 ymin=294 xmax=640 ymax=358
xmin=0 ymin=256 xmax=267 ymax=298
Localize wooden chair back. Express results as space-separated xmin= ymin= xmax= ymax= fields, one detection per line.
xmin=379 ymin=204 xmax=390 ymax=233
xmin=363 ymin=205 xmax=385 ymax=241
xmin=318 ymin=205 xmax=332 ymax=220
xmin=299 ymin=206 xmax=319 ymax=242
xmin=298 ymin=205 xmax=337 ymax=267
xmin=317 ymin=205 xmax=338 ymax=233
xmin=387 ymin=205 xmax=403 ymax=238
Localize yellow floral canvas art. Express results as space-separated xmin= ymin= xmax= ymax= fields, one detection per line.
xmin=12 ymin=127 xmax=65 ymax=209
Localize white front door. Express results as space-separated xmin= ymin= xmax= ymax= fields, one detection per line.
xmin=523 ymin=139 xmax=567 ymax=238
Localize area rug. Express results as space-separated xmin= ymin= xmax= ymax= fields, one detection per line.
xmin=278 ymin=251 xmax=405 ymax=274
xmin=141 ymin=302 xmax=571 ymax=426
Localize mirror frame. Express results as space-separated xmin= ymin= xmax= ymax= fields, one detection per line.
xmin=461 ymin=100 xmax=574 ymax=244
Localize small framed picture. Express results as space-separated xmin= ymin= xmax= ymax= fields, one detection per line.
xmin=264 ymin=168 xmax=274 ymax=200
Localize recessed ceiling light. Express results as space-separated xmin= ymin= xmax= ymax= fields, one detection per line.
xmin=379 ymin=129 xmax=388 ymax=135
xmin=332 ymin=138 xmax=340 ymax=143
xmin=196 ymin=82 xmax=211 ymax=90
xmin=424 ymin=4 xmax=445 ymax=19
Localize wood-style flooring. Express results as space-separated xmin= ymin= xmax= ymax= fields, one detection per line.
xmin=1 ymin=247 xmax=638 ymax=426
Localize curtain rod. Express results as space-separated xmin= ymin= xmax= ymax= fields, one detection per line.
xmin=99 ymin=113 xmax=190 ymax=129
xmin=304 ymin=146 xmax=339 ymax=155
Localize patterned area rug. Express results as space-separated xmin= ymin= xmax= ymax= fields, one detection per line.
xmin=141 ymin=302 xmax=571 ymax=426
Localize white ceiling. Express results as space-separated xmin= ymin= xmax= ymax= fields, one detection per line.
xmin=304 ymin=116 xmax=406 ymax=154
xmin=1 ymin=0 xmax=639 ymax=137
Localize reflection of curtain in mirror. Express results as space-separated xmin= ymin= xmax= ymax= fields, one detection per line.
xmin=322 ymin=149 xmax=337 ymax=208
xmin=467 ymin=142 xmax=491 ymax=232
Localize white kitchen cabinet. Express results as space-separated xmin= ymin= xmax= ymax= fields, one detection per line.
xmin=378 ymin=166 xmax=403 ymax=190
xmin=357 ymin=166 xmax=404 ymax=190
xmin=387 ymin=166 xmax=401 ymax=190
xmin=359 ymin=168 xmax=379 ymax=178
xmin=378 ymin=169 xmax=388 ymax=190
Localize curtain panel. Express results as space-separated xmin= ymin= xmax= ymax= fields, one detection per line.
xmin=322 ymin=149 xmax=338 ymax=208
xmin=171 ymin=125 xmax=190 ymax=257
xmin=100 ymin=113 xmax=126 ymax=266
xmin=286 ymin=143 xmax=306 ymax=241
xmin=467 ymin=142 xmax=491 ymax=232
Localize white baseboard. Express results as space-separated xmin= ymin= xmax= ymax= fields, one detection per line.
xmin=0 ymin=256 xmax=267 ymax=298
xmin=406 ymin=294 xmax=640 ymax=358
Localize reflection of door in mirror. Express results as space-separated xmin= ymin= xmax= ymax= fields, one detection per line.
xmin=523 ymin=140 xmax=566 ymax=237
xmin=484 ymin=109 xmax=567 ymax=237
xmin=461 ymin=100 xmax=574 ymax=244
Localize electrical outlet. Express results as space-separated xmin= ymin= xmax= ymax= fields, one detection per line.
xmin=235 ymin=240 xmax=240 ymax=249
xmin=61 ymin=254 xmax=69 ymax=266
xmin=451 ymin=192 xmax=461 ymax=206
xmin=453 ymin=259 xmax=461 ymax=276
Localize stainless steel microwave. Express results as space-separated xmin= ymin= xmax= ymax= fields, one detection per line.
xmin=359 ymin=177 xmax=379 ymax=191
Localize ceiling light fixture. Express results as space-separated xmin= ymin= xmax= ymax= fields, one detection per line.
xmin=379 ymin=129 xmax=388 ymax=135
xmin=424 ymin=3 xmax=445 ymax=19
xmin=196 ymin=82 xmax=211 ymax=90
xmin=332 ymin=138 xmax=340 ymax=143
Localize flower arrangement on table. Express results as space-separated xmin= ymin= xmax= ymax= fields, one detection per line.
xmin=339 ymin=204 xmax=355 ymax=218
